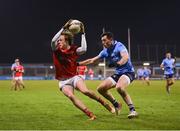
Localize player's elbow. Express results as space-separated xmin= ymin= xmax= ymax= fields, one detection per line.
xmin=123 ymin=56 xmax=129 ymax=63
xmin=78 ymin=50 xmax=86 ymax=55
xmin=82 ymin=47 xmax=87 ymax=53
xmin=125 ymin=57 xmax=129 ymax=62
xmin=76 ymin=47 xmax=87 ymax=55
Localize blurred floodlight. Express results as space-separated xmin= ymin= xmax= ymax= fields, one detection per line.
xmin=143 ymin=62 xmax=150 ymax=66
xmin=50 ymin=66 xmax=54 ymax=69
xmin=98 ymin=63 xmax=105 ymax=66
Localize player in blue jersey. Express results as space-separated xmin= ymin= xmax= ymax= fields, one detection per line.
xmin=137 ymin=67 xmax=144 ymax=81
xmin=160 ymin=52 xmax=175 ymax=94
xmin=79 ymin=32 xmax=138 ymax=119
xmin=143 ymin=66 xmax=151 ymax=86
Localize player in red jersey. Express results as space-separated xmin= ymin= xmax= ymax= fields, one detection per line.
xmin=88 ymin=68 xmax=94 ymax=80
xmin=51 ymin=20 xmax=114 ymax=120
xmin=11 ymin=59 xmax=25 ymax=90
xmin=77 ymin=65 xmax=87 ymax=80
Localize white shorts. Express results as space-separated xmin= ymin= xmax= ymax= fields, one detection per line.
xmin=58 ymin=75 xmax=82 ymax=90
xmin=78 ymin=75 xmax=86 ymax=80
xmin=14 ymin=76 xmax=23 ymax=81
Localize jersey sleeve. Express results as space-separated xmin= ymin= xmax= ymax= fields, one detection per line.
xmin=117 ymin=43 xmax=128 ymax=53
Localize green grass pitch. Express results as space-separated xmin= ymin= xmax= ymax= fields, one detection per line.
xmin=0 ymin=80 xmax=180 ymax=130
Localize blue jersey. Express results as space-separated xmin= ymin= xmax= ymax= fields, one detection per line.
xmin=98 ymin=40 xmax=134 ymax=75
xmin=143 ymin=68 xmax=151 ymax=77
xmin=137 ymin=68 xmax=144 ymax=77
xmin=161 ymin=58 xmax=175 ymax=75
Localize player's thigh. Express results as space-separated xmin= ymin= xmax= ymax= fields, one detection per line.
xmin=145 ymin=77 xmax=149 ymax=81
xmin=166 ymin=78 xmax=172 ymax=84
xmin=76 ymin=78 xmax=89 ymax=93
xmin=19 ymin=77 xmax=24 ymax=83
xmin=61 ymin=85 xmax=74 ymax=98
xmin=98 ymin=78 xmax=114 ymax=91
xmin=116 ymin=75 xmax=130 ymax=89
xmin=169 ymin=78 xmax=175 ymax=83
xmin=14 ymin=80 xmax=19 ymax=87
xmin=17 ymin=78 xmax=21 ymax=83
xmin=11 ymin=79 xmax=16 ymax=84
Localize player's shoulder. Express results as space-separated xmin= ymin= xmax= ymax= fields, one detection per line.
xmin=115 ymin=41 xmax=127 ymax=52
xmin=115 ymin=40 xmax=124 ymax=45
xmin=115 ymin=41 xmax=126 ymax=48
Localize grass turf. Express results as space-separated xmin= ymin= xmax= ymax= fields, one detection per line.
xmin=0 ymin=80 xmax=180 ymax=130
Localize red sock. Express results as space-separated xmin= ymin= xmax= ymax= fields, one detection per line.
xmin=83 ymin=108 xmax=94 ymax=117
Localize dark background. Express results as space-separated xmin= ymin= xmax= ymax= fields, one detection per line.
xmin=0 ymin=0 xmax=180 ymax=63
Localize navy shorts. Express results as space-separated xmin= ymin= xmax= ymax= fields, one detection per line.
xmin=138 ymin=76 xmax=143 ymax=79
xmin=165 ymin=74 xmax=174 ymax=79
xmin=111 ymin=72 xmax=135 ymax=83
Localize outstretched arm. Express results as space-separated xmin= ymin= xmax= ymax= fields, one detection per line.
xmin=160 ymin=64 xmax=163 ymax=69
xmin=79 ymin=56 xmax=100 ymax=66
xmin=76 ymin=23 xmax=87 ymax=55
xmin=160 ymin=61 xmax=164 ymax=69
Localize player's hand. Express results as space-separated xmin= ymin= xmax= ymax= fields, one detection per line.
xmin=80 ymin=22 xmax=85 ymax=34
xmin=63 ymin=19 xmax=73 ymax=29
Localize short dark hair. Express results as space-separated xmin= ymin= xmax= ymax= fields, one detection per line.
xmin=101 ymin=32 xmax=114 ymax=39
xmin=61 ymin=29 xmax=74 ymax=45
xmin=166 ymin=52 xmax=171 ymax=54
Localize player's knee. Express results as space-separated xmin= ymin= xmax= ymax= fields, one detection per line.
xmin=68 ymin=94 xmax=75 ymax=101
xmin=97 ymin=86 xmax=105 ymax=94
xmin=171 ymin=80 xmax=175 ymax=84
xmin=82 ymin=90 xmax=91 ymax=96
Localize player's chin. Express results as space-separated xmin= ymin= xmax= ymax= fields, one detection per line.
xmin=59 ymin=45 xmax=63 ymax=49
xmin=103 ymin=45 xmax=108 ymax=48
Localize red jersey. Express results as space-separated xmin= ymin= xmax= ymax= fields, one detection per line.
xmin=14 ymin=65 xmax=24 ymax=77
xmin=53 ymin=44 xmax=79 ymax=80
xmin=77 ymin=66 xmax=87 ymax=75
xmin=88 ymin=69 xmax=94 ymax=75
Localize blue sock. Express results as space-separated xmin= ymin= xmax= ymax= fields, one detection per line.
xmin=112 ymin=100 xmax=119 ymax=108
xmin=128 ymin=104 xmax=135 ymax=112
